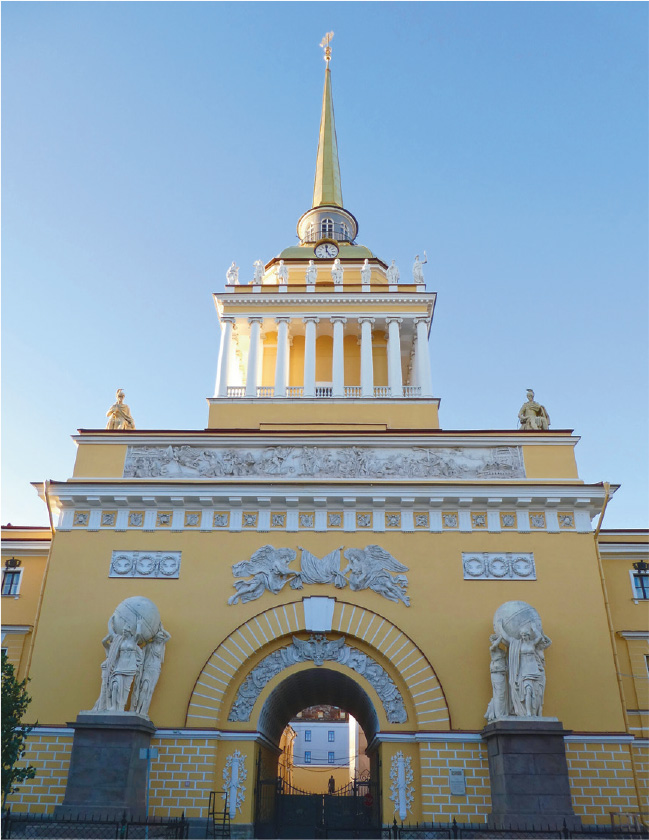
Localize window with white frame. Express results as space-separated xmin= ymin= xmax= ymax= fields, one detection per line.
xmin=328 ymin=730 xmax=335 ymax=742
xmin=304 ymin=730 xmax=311 ymax=742
xmin=304 ymin=751 xmax=311 ymax=764
xmin=328 ymin=752 xmax=335 ymax=764
xmin=1 ymin=569 xmax=22 ymax=597
xmin=630 ymin=570 xmax=649 ymax=600
xmin=321 ymin=218 xmax=334 ymax=239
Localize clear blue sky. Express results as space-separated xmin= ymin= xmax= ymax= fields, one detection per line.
xmin=2 ymin=2 xmax=647 ymax=529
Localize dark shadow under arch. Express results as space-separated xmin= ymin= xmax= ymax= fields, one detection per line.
xmin=257 ymin=667 xmax=380 ymax=747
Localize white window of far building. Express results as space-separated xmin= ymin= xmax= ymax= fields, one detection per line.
xmin=304 ymin=751 xmax=311 ymax=764
xmin=328 ymin=730 xmax=335 ymax=742
xmin=304 ymin=730 xmax=311 ymax=742
xmin=328 ymin=752 xmax=335 ymax=764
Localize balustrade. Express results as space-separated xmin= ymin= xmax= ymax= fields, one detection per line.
xmin=224 ymin=384 xmax=425 ymax=399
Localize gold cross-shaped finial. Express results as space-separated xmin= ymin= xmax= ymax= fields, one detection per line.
xmin=319 ymin=31 xmax=334 ymax=63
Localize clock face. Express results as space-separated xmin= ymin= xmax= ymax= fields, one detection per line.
xmin=315 ymin=242 xmax=339 ymax=259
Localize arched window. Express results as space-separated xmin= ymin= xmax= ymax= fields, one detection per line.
xmin=340 ymin=223 xmax=349 ymax=241
xmin=321 ymin=218 xmax=334 ymax=239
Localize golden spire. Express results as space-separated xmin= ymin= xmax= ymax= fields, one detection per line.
xmin=313 ymin=32 xmax=343 ymax=209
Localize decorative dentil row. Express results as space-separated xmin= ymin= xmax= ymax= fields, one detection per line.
xmin=228 ymin=545 xmax=410 ymax=607
xmin=228 ymin=634 xmax=408 ymax=724
xmin=123 ymin=444 xmax=525 ymax=480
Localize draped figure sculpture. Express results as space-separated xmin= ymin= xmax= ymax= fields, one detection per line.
xmin=91 ymin=596 xmax=170 ymax=717
xmin=486 ymin=601 xmax=552 ymax=720
xmin=485 ymin=634 xmax=510 ymax=722
xmin=518 ymin=389 xmax=550 ymax=431
xmin=106 ymin=389 xmax=135 ymax=430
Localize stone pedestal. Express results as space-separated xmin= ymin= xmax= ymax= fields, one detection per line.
xmin=55 ymin=713 xmax=156 ymax=818
xmin=482 ymin=719 xmax=581 ymax=830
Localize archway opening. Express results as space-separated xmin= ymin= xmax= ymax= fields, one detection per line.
xmin=254 ymin=668 xmax=381 ymax=838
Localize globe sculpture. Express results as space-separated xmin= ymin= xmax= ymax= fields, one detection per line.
xmin=493 ymin=600 xmax=542 ymax=640
xmin=109 ymin=596 xmax=161 ymax=644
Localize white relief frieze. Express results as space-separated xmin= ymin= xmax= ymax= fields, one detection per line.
xmin=462 ymin=553 xmax=536 ymax=581
xmin=109 ymin=551 xmax=181 ymax=579
xmin=228 ymin=545 xmax=410 ymax=606
xmin=228 ymin=634 xmax=408 ymax=724
xmin=123 ymin=444 xmax=525 ymax=481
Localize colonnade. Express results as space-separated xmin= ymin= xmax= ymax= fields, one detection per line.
xmin=215 ymin=316 xmax=433 ymax=399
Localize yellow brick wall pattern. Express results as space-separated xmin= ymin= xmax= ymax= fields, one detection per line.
xmin=148 ymin=737 xmax=219 ymax=819
xmin=566 ymin=742 xmax=641 ymax=823
xmin=5 ymin=734 xmax=72 ymax=813
xmin=419 ymin=741 xmax=491 ymax=822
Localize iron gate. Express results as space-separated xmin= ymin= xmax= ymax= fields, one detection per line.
xmin=254 ymin=768 xmax=381 ymax=839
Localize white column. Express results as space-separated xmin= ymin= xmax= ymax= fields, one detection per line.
xmin=330 ymin=317 xmax=347 ymax=397
xmin=303 ymin=317 xmax=319 ymax=397
xmin=274 ymin=317 xmax=290 ymax=396
xmin=257 ymin=328 xmax=265 ymax=388
xmin=245 ymin=317 xmax=263 ymax=397
xmin=386 ymin=317 xmax=403 ymax=397
xmin=414 ymin=317 xmax=433 ymax=397
xmin=215 ymin=317 xmax=235 ymax=397
xmin=359 ymin=317 xmax=375 ymax=397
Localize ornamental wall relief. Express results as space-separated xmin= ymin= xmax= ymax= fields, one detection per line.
xmin=228 ymin=545 xmax=410 ymax=606
xmin=390 ymin=751 xmax=414 ymax=821
xmin=124 ymin=444 xmax=525 ymax=481
xmin=228 ymin=634 xmax=408 ymax=724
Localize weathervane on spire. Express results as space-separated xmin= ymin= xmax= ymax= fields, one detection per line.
xmin=320 ymin=31 xmax=334 ymax=64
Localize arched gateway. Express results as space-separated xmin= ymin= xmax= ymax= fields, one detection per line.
xmin=186 ymin=599 xmax=448 ymax=836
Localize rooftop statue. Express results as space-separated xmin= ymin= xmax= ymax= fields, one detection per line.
xmin=387 ymin=260 xmax=400 ymax=284
xmin=413 ymin=252 xmax=428 ymax=284
xmin=275 ymin=259 xmax=289 ymax=284
xmin=331 ymin=258 xmax=344 ymax=285
xmin=518 ymin=389 xmax=550 ymax=431
xmin=361 ymin=259 xmax=371 ymax=284
xmin=106 ymin=389 xmax=135 ymax=430
xmin=226 ymin=261 xmax=239 ymax=285
xmin=305 ymin=259 xmax=318 ymax=284
xmin=252 ymin=259 xmax=264 ymax=285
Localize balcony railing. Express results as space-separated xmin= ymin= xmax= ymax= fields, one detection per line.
xmin=223 ymin=385 xmax=423 ymax=399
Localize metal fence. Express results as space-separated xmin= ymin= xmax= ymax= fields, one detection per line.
xmin=387 ymin=819 xmax=649 ymax=840
xmin=1 ymin=810 xmax=189 ymax=839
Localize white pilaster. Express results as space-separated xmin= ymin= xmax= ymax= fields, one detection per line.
xmin=274 ymin=317 xmax=290 ymax=397
xmin=414 ymin=317 xmax=433 ymax=397
xmin=386 ymin=317 xmax=403 ymax=397
xmin=359 ymin=317 xmax=375 ymax=397
xmin=245 ymin=317 xmax=263 ymax=397
xmin=331 ymin=317 xmax=347 ymax=397
xmin=215 ymin=317 xmax=235 ymax=397
xmin=303 ymin=317 xmax=319 ymax=397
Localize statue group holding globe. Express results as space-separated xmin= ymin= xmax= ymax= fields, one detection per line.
xmin=90 ymin=596 xmax=170 ymax=718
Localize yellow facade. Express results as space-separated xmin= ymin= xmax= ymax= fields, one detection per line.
xmin=3 ymin=50 xmax=648 ymax=838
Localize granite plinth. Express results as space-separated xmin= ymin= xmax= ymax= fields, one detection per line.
xmin=482 ymin=719 xmax=581 ymax=830
xmin=55 ymin=713 xmax=156 ymax=819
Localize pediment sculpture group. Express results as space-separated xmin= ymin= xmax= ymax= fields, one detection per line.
xmin=485 ymin=600 xmax=552 ymax=721
xmin=89 ymin=596 xmax=170 ymax=718
xmin=228 ymin=544 xmax=410 ymax=607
